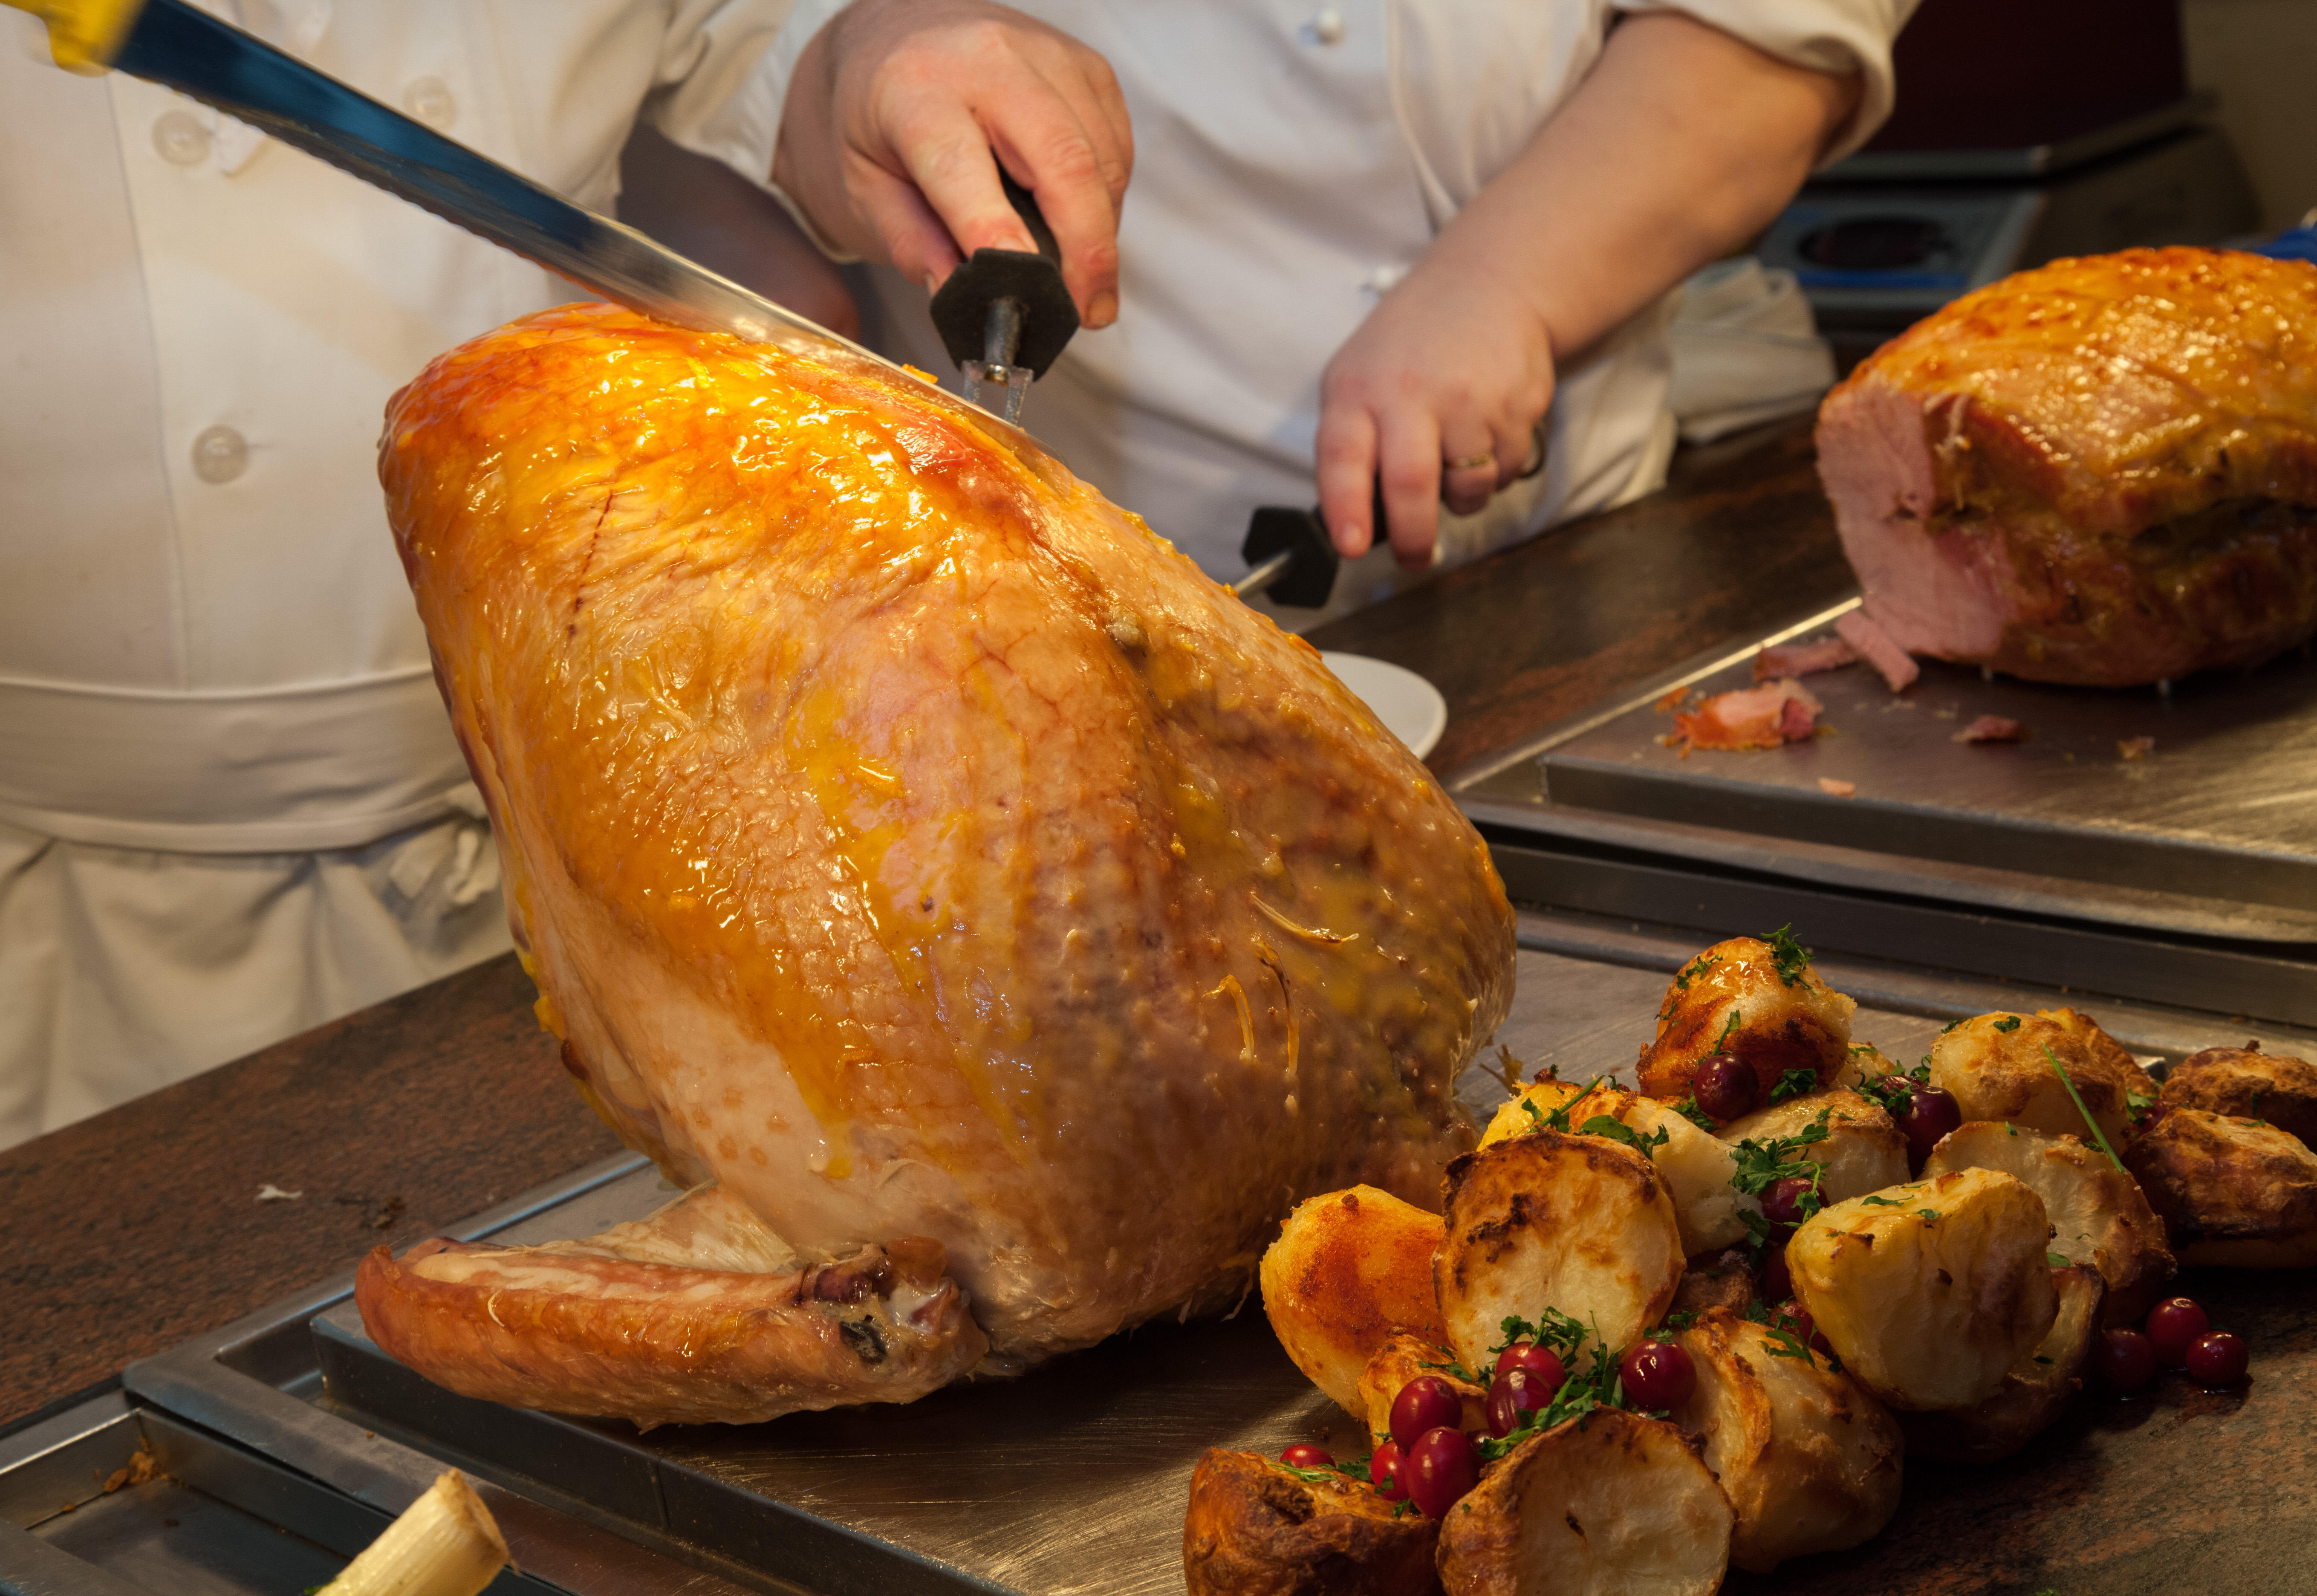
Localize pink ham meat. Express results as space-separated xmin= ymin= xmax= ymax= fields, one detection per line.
xmin=1667 ymin=679 xmax=1823 ymax=753
xmin=1753 ymin=636 xmax=1857 ymax=680
xmin=1835 ymin=609 xmax=1920 ymax=691
xmin=1817 ymin=248 xmax=2317 ymax=686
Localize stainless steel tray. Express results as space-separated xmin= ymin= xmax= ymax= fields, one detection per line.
xmin=111 ymin=919 xmax=2317 ymax=1595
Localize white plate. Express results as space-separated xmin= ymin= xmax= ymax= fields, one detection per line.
xmin=1319 ymin=652 xmax=1448 ymax=759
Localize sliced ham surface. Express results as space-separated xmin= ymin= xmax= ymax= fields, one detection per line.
xmin=1953 ymin=715 xmax=2028 ymax=744
xmin=1753 ymin=636 xmax=1857 ymax=681
xmin=1816 ymin=248 xmax=2317 ymax=687
xmin=1835 ymin=609 xmax=1920 ymax=691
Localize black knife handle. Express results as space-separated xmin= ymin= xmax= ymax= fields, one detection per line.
xmin=929 ymin=173 xmax=1079 ymax=378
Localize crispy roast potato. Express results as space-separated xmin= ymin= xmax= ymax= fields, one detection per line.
xmin=2125 ymin=1107 xmax=2317 ymax=1267
xmin=1927 ymin=1009 xmax=2154 ymax=1148
xmin=1669 ymin=1307 xmax=1904 ymax=1573
xmin=1637 ymin=937 xmax=1857 ymax=1114
xmin=1787 ymin=1168 xmax=2058 ymax=1411
xmin=1896 ymin=1264 xmax=2105 ymax=1463
xmin=1435 ymin=1130 xmax=1683 ymax=1372
xmin=1476 ymin=1078 xmax=1618 ymax=1150
xmin=1435 ymin=1409 xmax=1733 ymax=1596
xmin=1357 ymin=1333 xmax=1488 ymax=1450
xmin=1487 ymin=1084 xmax=1748 ymax=1254
xmin=1923 ymin=1121 xmax=2175 ymax=1325
xmin=1261 ymin=1186 xmax=1448 ymax=1420
xmin=2160 ymin=1045 xmax=2317 ymax=1150
xmin=1183 ymin=1449 xmax=1439 ymax=1596
xmin=1720 ymin=1090 xmax=1911 ymax=1206
xmin=1833 ymin=1043 xmax=1901 ymax=1091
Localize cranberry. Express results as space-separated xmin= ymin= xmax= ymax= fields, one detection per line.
xmin=1874 ymin=1074 xmax=1915 ymax=1113
xmin=1369 ymin=1440 xmax=1407 ymax=1501
xmin=1772 ymin=1298 xmax=1833 ymax=1356
xmin=2146 ymin=1297 xmax=2210 ymax=1367
xmin=2185 ymin=1330 xmax=2249 ymax=1388
xmin=1404 ymin=1426 xmax=1480 ymax=1518
xmin=1619 ymin=1340 xmax=1697 ymax=1410
xmin=1894 ymin=1086 xmax=1962 ymax=1167
xmin=1279 ymin=1443 xmax=1333 ymax=1469
xmin=1761 ymin=1175 xmax=1816 ymax=1229
xmin=1492 ymin=1341 xmax=1568 ymax=1392
xmin=1693 ymin=1053 xmax=1758 ymax=1121
xmin=1487 ymin=1365 xmax=1553 ymax=1437
xmin=1759 ymin=1247 xmax=1793 ymax=1304
xmin=1389 ymin=1375 xmax=1465 ymax=1450
xmin=2095 ymin=1327 xmax=2156 ymax=1392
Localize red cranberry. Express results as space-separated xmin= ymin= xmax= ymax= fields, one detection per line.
xmin=1486 ymin=1366 xmax=1552 ymax=1437
xmin=2146 ymin=1297 xmax=2210 ymax=1367
xmin=1875 ymin=1074 xmax=1915 ymax=1113
xmin=1771 ymin=1298 xmax=1833 ymax=1356
xmin=1693 ymin=1053 xmax=1758 ymax=1121
xmin=1492 ymin=1341 xmax=1568 ymax=1391
xmin=1279 ymin=1443 xmax=1333 ymax=1469
xmin=1404 ymin=1426 xmax=1480 ymax=1518
xmin=1759 ymin=1247 xmax=1793 ymax=1304
xmin=2095 ymin=1328 xmax=2156 ymax=1392
xmin=1894 ymin=1086 xmax=1962 ymax=1167
xmin=1389 ymin=1376 xmax=1464 ymax=1450
xmin=2185 ymin=1330 xmax=2248 ymax=1388
xmin=1761 ymin=1175 xmax=1816 ymax=1229
xmin=1618 ymin=1340 xmax=1696 ymax=1410
xmin=1369 ymin=1440 xmax=1407 ymax=1501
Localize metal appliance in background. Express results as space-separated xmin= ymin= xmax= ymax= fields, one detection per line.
xmin=1757 ymin=0 xmax=2264 ymax=364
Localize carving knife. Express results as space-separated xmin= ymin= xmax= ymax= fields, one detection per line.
xmin=4 ymin=0 xmax=1042 ymax=428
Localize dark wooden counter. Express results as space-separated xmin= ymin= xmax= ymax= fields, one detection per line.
xmin=0 ymin=418 xmax=1844 ymax=1432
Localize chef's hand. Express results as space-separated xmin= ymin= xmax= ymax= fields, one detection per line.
xmin=1316 ymin=264 xmax=1555 ymax=572
xmin=773 ymin=0 xmax=1132 ymax=327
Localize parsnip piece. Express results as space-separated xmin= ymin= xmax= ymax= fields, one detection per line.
xmin=1786 ymin=1168 xmax=2058 ymax=1411
xmin=1260 ymin=1186 xmax=1447 ymax=1420
xmin=1897 ymin=1264 xmax=2105 ymax=1463
xmin=1356 ymin=1333 xmax=1488 ymax=1449
xmin=1927 ymin=1009 xmax=2154 ymax=1148
xmin=2160 ymin=1045 xmax=2317 ymax=1150
xmin=2125 ymin=1107 xmax=2317 ymax=1267
xmin=1924 ymin=1121 xmax=2175 ymax=1324
xmin=1183 ymin=1449 xmax=1439 ymax=1596
xmin=1435 ymin=1409 xmax=1733 ymax=1596
xmin=1720 ymin=1090 xmax=1910 ymax=1205
xmin=1637 ymin=937 xmax=1856 ymax=1115
xmin=321 ymin=1470 xmax=508 ymax=1596
xmin=1670 ymin=1308 xmax=1903 ymax=1573
xmin=1435 ymin=1130 xmax=1683 ymax=1372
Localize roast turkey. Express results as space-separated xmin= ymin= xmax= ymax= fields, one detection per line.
xmin=1817 ymin=248 xmax=2317 ymax=686
xmin=358 ymin=304 xmax=1514 ymax=1426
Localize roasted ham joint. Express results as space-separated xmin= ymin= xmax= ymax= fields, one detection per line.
xmin=357 ymin=304 xmax=1516 ymax=1427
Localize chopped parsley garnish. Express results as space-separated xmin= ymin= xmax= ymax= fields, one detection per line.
xmin=1993 ymin=1015 xmax=2022 ymax=1033
xmin=1674 ymin=952 xmax=1723 ymax=993
xmin=1916 ymin=1209 xmax=1940 ymax=1221
xmin=1742 ymin=1297 xmax=1827 ymax=1368
xmin=1520 ymin=1096 xmax=1542 ymax=1122
xmin=2046 ymin=1252 xmax=2069 ymax=1267
xmin=2043 ymin=1043 xmax=2128 ymax=1172
xmin=1476 ymin=1319 xmax=1627 ymax=1460
xmin=1859 ymin=1194 xmax=1908 ymax=1207
xmin=1494 ymin=1309 xmax=1587 ymax=1363
xmin=1760 ymin=925 xmax=1813 ymax=986
xmin=1768 ymin=1068 xmax=1820 ymax=1105
xmin=1654 ymin=1310 xmax=1699 ymax=1333
xmin=1580 ymin=1114 xmax=1670 ymax=1156
xmin=1727 ymin=1109 xmax=1832 ymax=1249
xmin=2032 ymin=1355 xmax=2055 ymax=1365
xmin=1417 ymin=1356 xmax=1482 ymax=1384
xmin=1673 ymin=1096 xmax=1716 ymax=1131
xmin=1715 ymin=1008 xmax=1743 ymax=1049
xmin=1854 ymin=1073 xmax=1911 ymax=1116
xmin=1940 ymin=1018 xmax=1964 ymax=1034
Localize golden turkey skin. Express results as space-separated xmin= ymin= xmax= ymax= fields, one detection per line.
xmin=373 ymin=304 xmax=1512 ymax=1389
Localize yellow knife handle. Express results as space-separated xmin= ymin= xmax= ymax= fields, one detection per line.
xmin=3 ymin=0 xmax=147 ymax=73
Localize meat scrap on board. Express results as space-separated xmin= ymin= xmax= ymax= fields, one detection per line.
xmin=1663 ymin=679 xmax=1824 ymax=754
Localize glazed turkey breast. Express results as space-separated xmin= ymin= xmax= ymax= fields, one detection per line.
xmin=1817 ymin=247 xmax=2317 ymax=686
xmin=362 ymin=304 xmax=1513 ymax=1418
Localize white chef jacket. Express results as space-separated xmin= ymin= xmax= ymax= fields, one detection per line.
xmin=778 ymin=0 xmax=1912 ymax=622
xmin=0 ymin=0 xmax=817 ymax=1143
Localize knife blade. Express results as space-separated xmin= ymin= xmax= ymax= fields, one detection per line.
xmin=7 ymin=0 xmax=1023 ymax=426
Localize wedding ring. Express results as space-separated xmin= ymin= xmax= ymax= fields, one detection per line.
xmin=1444 ymin=451 xmax=1496 ymax=473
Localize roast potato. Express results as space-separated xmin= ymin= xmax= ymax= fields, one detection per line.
xmin=1434 ymin=1409 xmax=1733 ymax=1596
xmin=2160 ymin=1045 xmax=2317 ymax=1150
xmin=1786 ymin=1168 xmax=2059 ymax=1411
xmin=1834 ymin=1042 xmax=1902 ymax=1091
xmin=1637 ymin=936 xmax=1856 ymax=1115
xmin=2125 ymin=1107 xmax=2317 ymax=1267
xmin=1669 ymin=1307 xmax=1904 ymax=1573
xmin=1896 ymin=1264 xmax=2105 ymax=1463
xmin=1261 ymin=1186 xmax=1448 ymax=1420
xmin=1485 ymin=1083 xmax=1747 ymax=1255
xmin=1357 ymin=1333 xmax=1487 ymax=1451
xmin=1927 ymin=1009 xmax=2154 ymax=1149
xmin=1183 ymin=1448 xmax=1438 ymax=1596
xmin=1923 ymin=1120 xmax=2175 ymax=1325
xmin=1435 ymin=1130 xmax=1683 ymax=1373
xmin=1476 ymin=1078 xmax=1618 ymax=1150
xmin=1719 ymin=1090 xmax=1911 ymax=1206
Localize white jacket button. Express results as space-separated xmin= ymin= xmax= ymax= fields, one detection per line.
xmin=191 ymin=425 xmax=248 ymax=484
xmin=152 ymin=110 xmax=211 ymax=167
xmin=403 ymin=76 xmax=457 ymax=128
